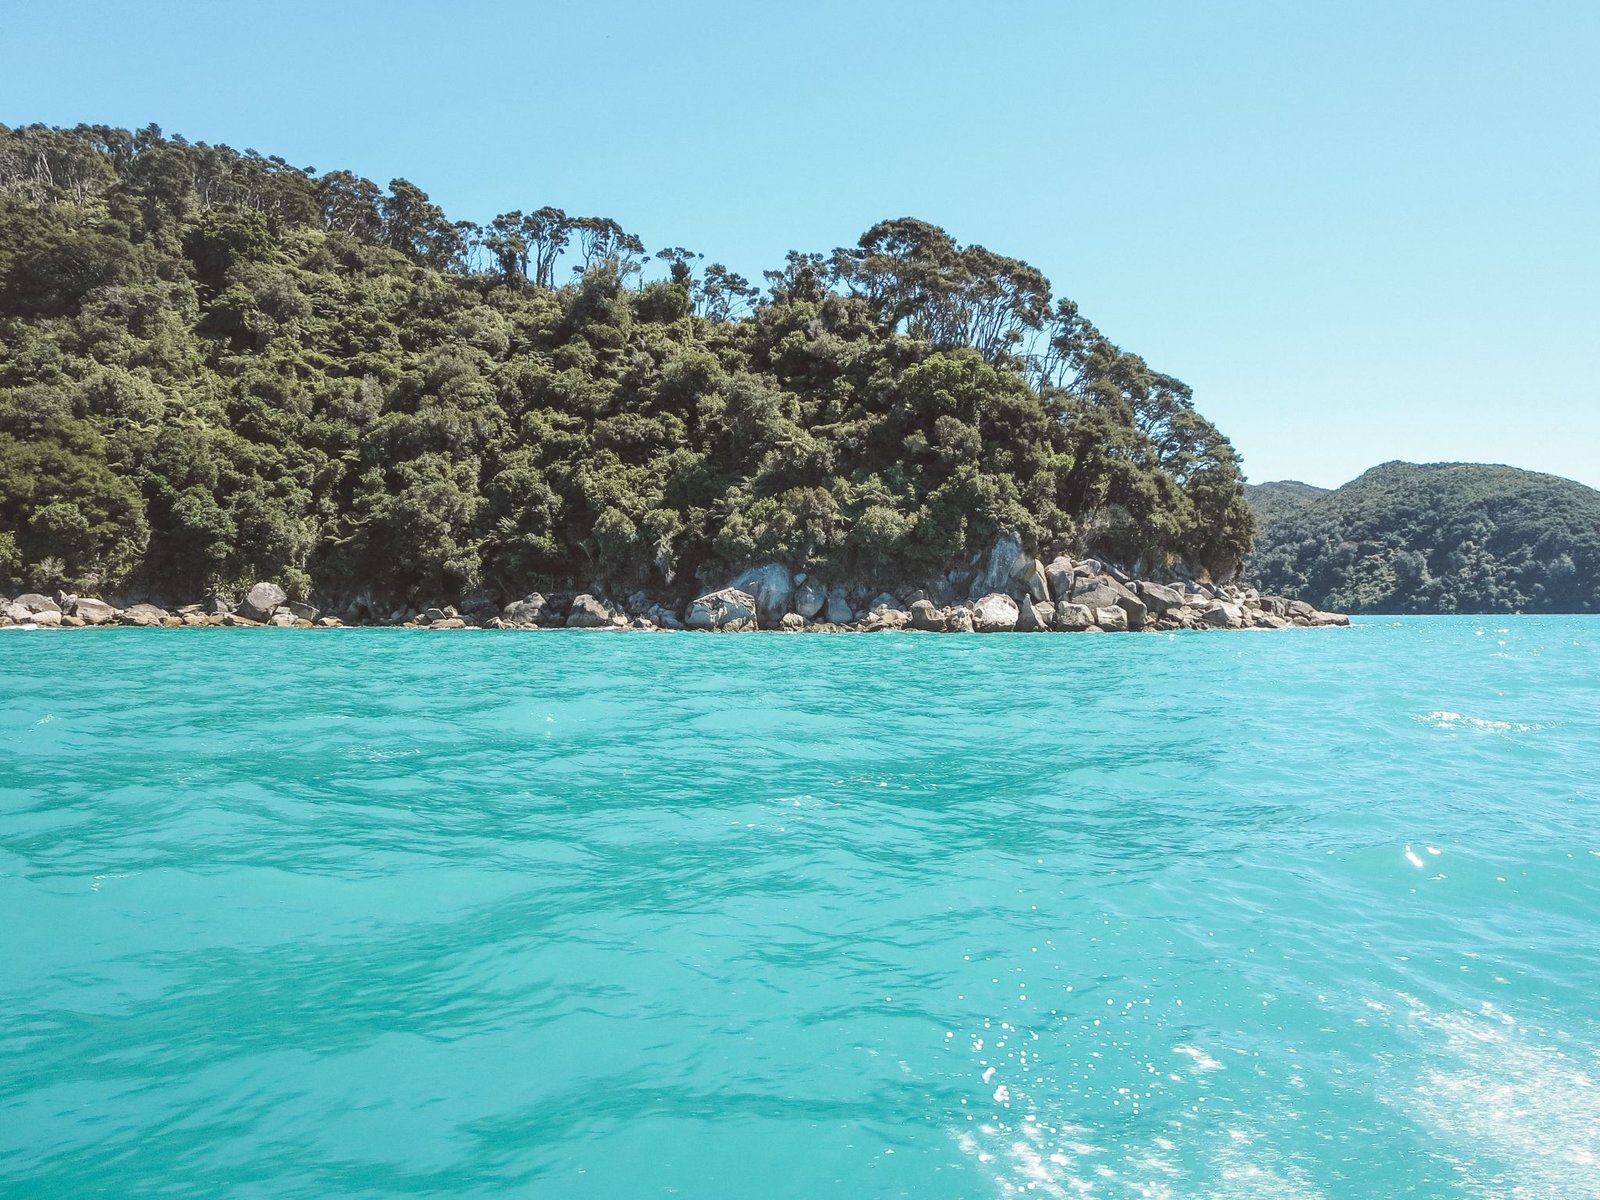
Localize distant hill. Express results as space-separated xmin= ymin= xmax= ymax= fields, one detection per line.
xmin=1247 ymin=462 xmax=1600 ymax=613
xmin=1244 ymin=479 xmax=1330 ymax=527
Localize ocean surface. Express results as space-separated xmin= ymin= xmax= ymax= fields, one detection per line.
xmin=3 ymin=617 xmax=1598 ymax=1199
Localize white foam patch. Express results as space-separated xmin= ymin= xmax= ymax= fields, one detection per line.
xmin=1413 ymin=710 xmax=1550 ymax=734
xmin=1385 ymin=995 xmax=1600 ymax=1199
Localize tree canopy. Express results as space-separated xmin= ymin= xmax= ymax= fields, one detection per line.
xmin=0 ymin=121 xmax=1254 ymax=604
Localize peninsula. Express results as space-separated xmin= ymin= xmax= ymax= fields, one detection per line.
xmin=0 ymin=123 xmax=1343 ymax=632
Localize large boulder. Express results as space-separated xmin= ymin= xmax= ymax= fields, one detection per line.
xmin=566 ymin=594 xmax=616 ymax=628
xmin=945 ymin=606 xmax=975 ymax=633
xmin=865 ymin=607 xmax=911 ymax=631
xmin=240 ymin=582 xmax=287 ymax=622
xmin=13 ymin=593 xmax=60 ymax=614
xmin=685 ymin=588 xmax=758 ymax=631
xmin=1094 ymin=604 xmax=1129 ymax=632
xmin=1071 ymin=575 xmax=1147 ymax=630
xmin=973 ymin=530 xmax=1027 ymax=597
xmin=71 ymin=597 xmax=118 ymax=625
xmin=1135 ymin=581 xmax=1185 ymax=615
xmin=1016 ymin=559 xmax=1051 ymax=603
xmin=1052 ymin=602 xmax=1095 ymax=631
xmin=908 ymin=599 xmax=945 ymax=632
xmin=1200 ymin=601 xmax=1243 ymax=628
xmin=1044 ymin=556 xmax=1076 ymax=599
xmin=730 ymin=563 xmax=795 ymax=628
xmin=500 ymin=594 xmax=547 ymax=625
xmin=1016 ymin=599 xmax=1053 ymax=632
xmin=972 ymin=592 xmax=1020 ymax=633
xmin=1309 ymin=610 xmax=1350 ymax=627
xmin=793 ymin=576 xmax=827 ymax=620
xmin=121 ymin=603 xmax=169 ymax=627
xmin=288 ymin=600 xmax=320 ymax=623
xmin=824 ymin=587 xmax=853 ymax=625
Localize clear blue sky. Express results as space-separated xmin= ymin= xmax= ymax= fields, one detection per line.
xmin=5 ymin=1 xmax=1597 ymax=488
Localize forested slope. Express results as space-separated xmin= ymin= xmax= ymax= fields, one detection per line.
xmin=1248 ymin=462 xmax=1600 ymax=613
xmin=0 ymin=122 xmax=1254 ymax=608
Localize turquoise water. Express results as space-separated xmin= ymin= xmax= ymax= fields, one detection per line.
xmin=3 ymin=618 xmax=1598 ymax=1199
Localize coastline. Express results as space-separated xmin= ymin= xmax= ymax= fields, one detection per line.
xmin=1 ymin=550 xmax=1351 ymax=634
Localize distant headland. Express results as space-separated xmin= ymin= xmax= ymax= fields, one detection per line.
xmin=1248 ymin=462 xmax=1600 ymax=615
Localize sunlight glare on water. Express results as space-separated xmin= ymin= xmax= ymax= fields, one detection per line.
xmin=2 ymin=617 xmax=1598 ymax=1198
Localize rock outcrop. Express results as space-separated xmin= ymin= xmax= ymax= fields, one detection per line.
xmin=685 ymin=588 xmax=758 ymax=631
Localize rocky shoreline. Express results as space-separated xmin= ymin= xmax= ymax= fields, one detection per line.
xmin=1 ymin=546 xmax=1349 ymax=634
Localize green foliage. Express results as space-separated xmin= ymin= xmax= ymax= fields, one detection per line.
xmin=1248 ymin=463 xmax=1600 ymax=613
xmin=0 ymin=121 xmax=1256 ymax=602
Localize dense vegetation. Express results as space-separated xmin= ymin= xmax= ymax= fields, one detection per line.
xmin=1248 ymin=462 xmax=1600 ymax=613
xmin=0 ymin=121 xmax=1253 ymax=606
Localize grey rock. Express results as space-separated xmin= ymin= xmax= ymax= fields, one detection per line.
xmin=1136 ymin=580 xmax=1185 ymax=614
xmin=1017 ymin=559 xmax=1051 ymax=603
xmin=779 ymin=612 xmax=806 ymax=632
xmin=1309 ymin=610 xmax=1350 ymax=627
xmin=1200 ymin=601 xmax=1242 ymax=628
xmin=824 ymin=588 xmax=853 ymax=625
xmin=1071 ymin=575 xmax=1147 ymax=630
xmin=240 ymin=582 xmax=287 ymax=621
xmin=500 ymin=594 xmax=547 ymax=625
xmin=868 ymin=592 xmax=900 ymax=613
xmin=1094 ymin=604 xmax=1129 ymax=632
xmin=1015 ymin=599 xmax=1053 ymax=632
xmin=973 ymin=530 xmax=1027 ymax=596
xmin=1052 ymin=602 xmax=1095 ymax=631
xmin=269 ymin=610 xmax=298 ymax=627
xmin=972 ymin=592 xmax=1020 ymax=633
xmin=909 ymin=599 xmax=945 ymax=632
xmin=71 ymin=597 xmax=118 ymax=625
xmin=686 ymin=588 xmax=758 ymax=631
xmin=945 ymin=606 xmax=975 ymax=633
xmin=566 ymin=594 xmax=615 ymax=628
xmin=288 ymin=600 xmax=320 ymax=623
xmin=794 ymin=576 xmax=828 ymax=620
xmin=121 ymin=603 xmax=169 ymax=627
xmin=1044 ymin=555 xmax=1076 ymax=602
xmin=731 ymin=563 xmax=795 ymax=628
xmin=866 ymin=607 xmax=911 ymax=631
xmin=13 ymin=593 xmax=60 ymax=614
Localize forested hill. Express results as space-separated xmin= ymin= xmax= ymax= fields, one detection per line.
xmin=0 ymin=121 xmax=1254 ymax=608
xmin=1247 ymin=462 xmax=1600 ymax=613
